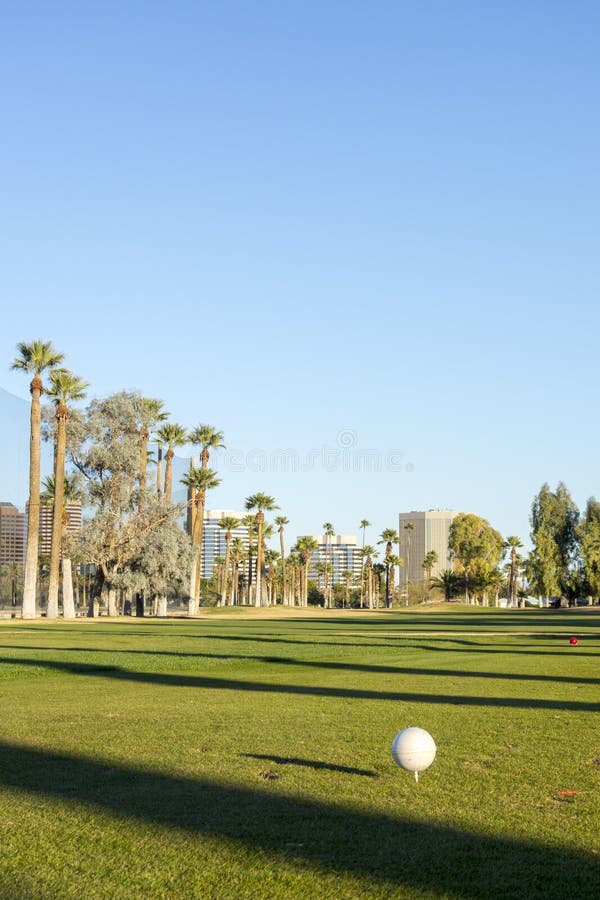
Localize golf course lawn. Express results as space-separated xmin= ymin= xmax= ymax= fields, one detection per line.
xmin=0 ymin=605 xmax=598 ymax=899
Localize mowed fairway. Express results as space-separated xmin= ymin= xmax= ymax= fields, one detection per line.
xmin=0 ymin=607 xmax=598 ymax=899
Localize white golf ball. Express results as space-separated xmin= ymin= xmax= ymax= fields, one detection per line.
xmin=391 ymin=727 xmax=437 ymax=777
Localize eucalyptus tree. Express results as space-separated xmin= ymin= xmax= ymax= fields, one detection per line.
xmin=11 ymin=339 xmax=65 ymax=617
xmin=180 ymin=466 xmax=221 ymax=612
xmin=274 ymin=515 xmax=290 ymax=603
xmin=155 ymin=423 xmax=188 ymax=503
xmin=378 ymin=528 xmax=399 ymax=608
xmin=44 ymin=369 xmax=88 ymax=618
xmin=245 ymin=493 xmax=279 ymax=606
xmin=449 ymin=513 xmax=504 ymax=604
xmin=529 ymin=482 xmax=579 ymax=602
xmin=295 ymin=536 xmax=319 ymax=607
xmin=218 ymin=516 xmax=241 ymax=606
xmin=578 ymin=498 xmax=600 ymax=599
xmin=504 ymin=536 xmax=523 ymax=607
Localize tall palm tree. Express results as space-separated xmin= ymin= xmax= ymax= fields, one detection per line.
xmin=242 ymin=513 xmax=257 ymax=600
xmin=230 ymin=537 xmax=246 ymax=605
xmin=505 ymin=536 xmax=523 ymax=608
xmin=45 ymin=370 xmax=88 ymax=618
xmin=323 ymin=522 xmax=335 ymax=608
xmin=180 ymin=467 xmax=221 ymax=613
xmin=287 ymin=551 xmax=302 ymax=606
xmin=274 ymin=515 xmax=289 ymax=604
xmin=41 ymin=473 xmax=83 ymax=618
xmin=341 ymin=570 xmax=353 ymax=608
xmin=189 ymin=424 xmax=225 ymax=470
xmin=295 ymin=536 xmax=319 ymax=607
xmin=137 ymin=398 xmax=168 ymax=507
xmin=403 ymin=522 xmax=414 ymax=605
xmin=11 ymin=340 xmax=65 ymax=618
xmin=245 ymin=493 xmax=279 ymax=606
xmin=218 ymin=516 xmax=241 ymax=606
xmin=359 ymin=519 xmax=371 ymax=608
xmin=378 ymin=528 xmax=399 ymax=609
xmin=360 ymin=545 xmax=378 ymax=609
xmin=155 ymin=423 xmax=188 ymax=503
xmin=422 ymin=550 xmax=438 ymax=602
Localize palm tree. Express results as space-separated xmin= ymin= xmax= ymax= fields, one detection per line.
xmin=245 ymin=493 xmax=279 ymax=606
xmin=189 ymin=425 xmax=225 ymax=470
xmin=359 ymin=519 xmax=371 ymax=608
xmin=41 ymin=473 xmax=83 ymax=618
xmin=403 ymin=522 xmax=414 ymax=605
xmin=341 ymin=570 xmax=353 ymax=608
xmin=45 ymin=370 xmax=88 ymax=618
xmin=422 ymin=550 xmax=438 ymax=602
xmin=230 ymin=537 xmax=246 ymax=605
xmin=274 ymin=515 xmax=289 ymax=604
xmin=430 ymin=569 xmax=460 ymax=602
xmin=323 ymin=522 xmax=335 ymax=608
xmin=218 ymin=516 xmax=241 ymax=606
xmin=180 ymin=467 xmax=221 ymax=613
xmin=137 ymin=398 xmax=168 ymax=507
xmin=295 ymin=536 xmax=319 ymax=607
xmin=287 ymin=551 xmax=302 ymax=606
xmin=505 ymin=536 xmax=523 ymax=608
xmin=360 ymin=545 xmax=378 ymax=609
xmin=12 ymin=340 xmax=65 ymax=618
xmin=155 ymin=423 xmax=188 ymax=503
xmin=378 ymin=528 xmax=399 ymax=609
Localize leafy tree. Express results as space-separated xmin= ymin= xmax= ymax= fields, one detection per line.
xmin=11 ymin=339 xmax=65 ymax=617
xmin=449 ymin=513 xmax=504 ymax=604
xmin=578 ymin=497 xmax=600 ymax=599
xmin=529 ymin=482 xmax=579 ymax=601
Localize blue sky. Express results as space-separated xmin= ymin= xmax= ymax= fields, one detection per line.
xmin=1 ymin=2 xmax=599 ymax=548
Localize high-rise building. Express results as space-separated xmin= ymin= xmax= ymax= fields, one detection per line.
xmin=299 ymin=534 xmax=363 ymax=585
xmin=201 ymin=510 xmax=251 ymax=579
xmin=36 ymin=502 xmax=83 ymax=554
xmin=397 ymin=510 xmax=459 ymax=584
xmin=0 ymin=502 xmax=26 ymax=565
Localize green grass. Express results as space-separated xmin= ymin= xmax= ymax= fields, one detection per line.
xmin=0 ymin=606 xmax=598 ymax=899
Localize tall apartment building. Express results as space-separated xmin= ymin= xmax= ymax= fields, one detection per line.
xmin=201 ymin=510 xmax=252 ymax=579
xmin=397 ymin=510 xmax=459 ymax=584
xmin=36 ymin=501 xmax=83 ymax=554
xmin=300 ymin=534 xmax=363 ymax=585
xmin=0 ymin=502 xmax=26 ymax=565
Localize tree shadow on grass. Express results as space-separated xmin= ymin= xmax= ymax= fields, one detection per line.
xmin=2 ymin=656 xmax=599 ymax=713
xmin=0 ymin=739 xmax=597 ymax=899
xmin=1 ymin=645 xmax=598 ymax=687
xmin=240 ymin=753 xmax=377 ymax=776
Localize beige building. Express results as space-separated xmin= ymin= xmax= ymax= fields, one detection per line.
xmin=0 ymin=502 xmax=26 ymax=565
xmin=36 ymin=502 xmax=83 ymax=554
xmin=397 ymin=509 xmax=459 ymax=584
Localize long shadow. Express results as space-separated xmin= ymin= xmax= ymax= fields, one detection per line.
xmin=2 ymin=656 xmax=599 ymax=713
xmin=1 ymin=645 xmax=598 ymax=686
xmin=0 ymin=740 xmax=596 ymax=898
xmin=241 ymin=753 xmax=376 ymax=776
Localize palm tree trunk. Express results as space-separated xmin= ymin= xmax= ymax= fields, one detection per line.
xmin=23 ymin=376 xmax=43 ymax=618
xmin=62 ymin=556 xmax=76 ymax=618
xmin=221 ymin=533 xmax=232 ymax=606
xmin=255 ymin=513 xmax=264 ymax=608
xmin=48 ymin=405 xmax=68 ymax=618
xmin=164 ymin=448 xmax=174 ymax=502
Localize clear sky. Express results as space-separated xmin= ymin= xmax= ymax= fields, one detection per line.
xmin=1 ymin=1 xmax=599 ymax=549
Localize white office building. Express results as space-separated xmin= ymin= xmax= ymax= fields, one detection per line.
xmin=397 ymin=509 xmax=459 ymax=583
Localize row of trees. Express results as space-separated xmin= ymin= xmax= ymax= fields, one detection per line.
xmin=9 ymin=340 xmax=600 ymax=617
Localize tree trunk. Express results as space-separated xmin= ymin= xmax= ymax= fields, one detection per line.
xmin=47 ymin=405 xmax=68 ymax=618
xmin=23 ymin=376 xmax=43 ymax=618
xmin=157 ymin=595 xmax=168 ymax=616
xmin=164 ymin=447 xmax=173 ymax=502
xmin=62 ymin=557 xmax=76 ymax=618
